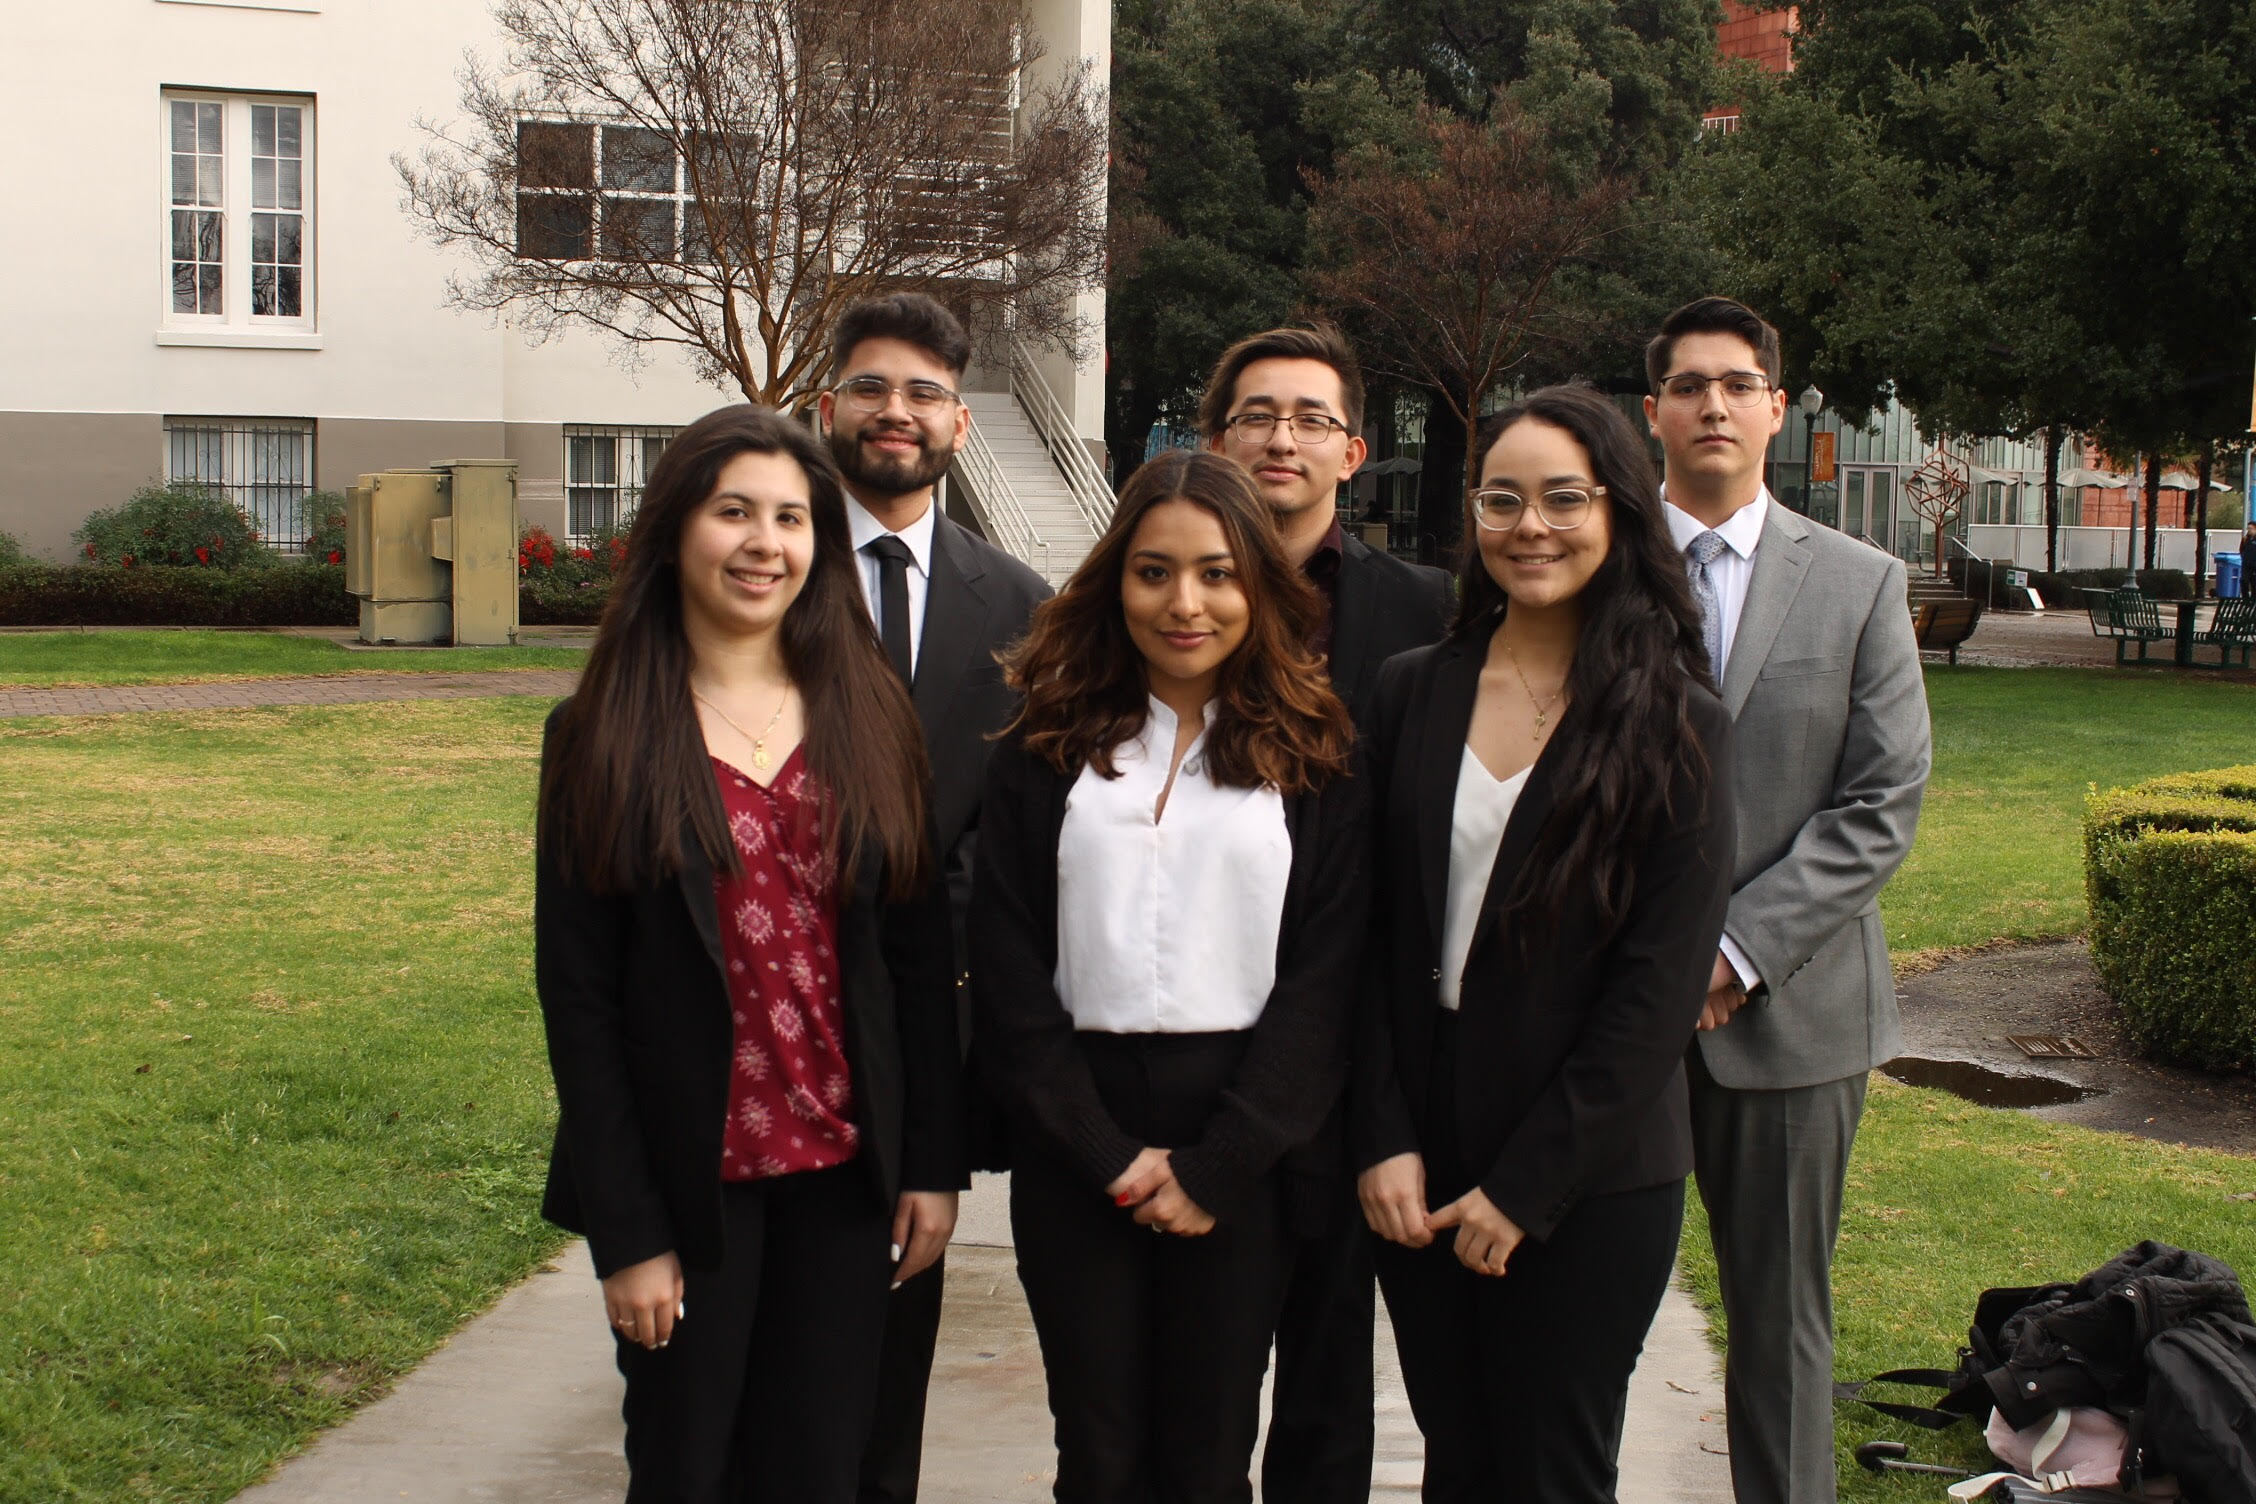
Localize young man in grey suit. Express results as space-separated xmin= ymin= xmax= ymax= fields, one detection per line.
xmin=1202 ymin=324 xmax=1452 ymax=1504
xmin=821 ymin=293 xmax=1051 ymax=1504
xmin=1645 ymin=297 xmax=1930 ymax=1504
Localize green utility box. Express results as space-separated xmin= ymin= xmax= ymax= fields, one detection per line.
xmin=344 ymin=460 xmax=521 ymax=646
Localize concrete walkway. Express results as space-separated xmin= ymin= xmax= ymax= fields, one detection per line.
xmin=0 ymin=669 xmax=579 ymax=718
xmin=230 ymin=1175 xmax=1731 ymax=1503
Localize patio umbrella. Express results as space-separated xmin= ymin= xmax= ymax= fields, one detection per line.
xmin=2055 ymin=467 xmax=2131 ymax=488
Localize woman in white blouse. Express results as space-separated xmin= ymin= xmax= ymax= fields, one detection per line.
xmin=1351 ymin=384 xmax=1735 ymax=1502
xmin=971 ymin=450 xmax=1370 ymax=1502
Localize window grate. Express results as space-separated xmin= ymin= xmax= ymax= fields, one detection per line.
xmin=564 ymin=425 xmax=680 ymax=542
xmin=164 ymin=418 xmax=316 ymax=548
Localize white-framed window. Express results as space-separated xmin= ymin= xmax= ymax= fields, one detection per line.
xmin=517 ymin=123 xmax=692 ymax=263
xmin=165 ymin=417 xmax=317 ymax=549
xmin=564 ymin=425 xmax=680 ymax=540
xmin=163 ymin=92 xmax=314 ymax=329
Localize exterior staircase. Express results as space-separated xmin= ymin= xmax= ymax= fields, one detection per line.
xmin=946 ymin=344 xmax=1113 ymax=588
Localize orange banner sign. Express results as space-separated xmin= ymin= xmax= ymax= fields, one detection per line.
xmin=1811 ymin=431 xmax=1837 ymax=484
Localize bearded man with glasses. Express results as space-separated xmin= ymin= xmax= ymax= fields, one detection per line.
xmin=1645 ymin=296 xmax=1931 ymax=1504
xmin=818 ymin=293 xmax=1051 ymax=1504
xmin=1196 ymin=325 xmax=1452 ymax=1504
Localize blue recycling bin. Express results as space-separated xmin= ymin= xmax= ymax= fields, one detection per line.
xmin=2216 ymin=552 xmax=2242 ymax=598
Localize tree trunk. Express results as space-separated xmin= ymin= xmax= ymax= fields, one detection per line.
xmin=1103 ymin=379 xmax=1162 ymax=492
xmin=1414 ymin=386 xmax=1467 ymax=570
xmin=2142 ymin=451 xmax=2161 ymax=573
xmin=2194 ymin=439 xmax=2214 ymax=595
xmin=2044 ymin=426 xmax=2062 ymax=574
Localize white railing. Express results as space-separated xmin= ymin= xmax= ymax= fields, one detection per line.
xmin=952 ymin=418 xmax=1050 ymax=578
xmin=1009 ymin=340 xmax=1114 ymax=537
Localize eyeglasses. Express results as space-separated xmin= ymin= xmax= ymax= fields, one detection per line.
xmin=1223 ymin=412 xmax=1350 ymax=445
xmin=836 ymin=375 xmax=960 ymax=417
xmin=1470 ymin=486 xmax=1605 ymax=532
xmin=1656 ymin=372 xmax=1774 ymax=408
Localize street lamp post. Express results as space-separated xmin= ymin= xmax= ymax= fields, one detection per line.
xmin=1797 ymin=385 xmax=1825 ymax=515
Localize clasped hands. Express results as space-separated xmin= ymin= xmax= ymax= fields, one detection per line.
xmin=1357 ymin=1153 xmax=1523 ymax=1277
xmin=1107 ymin=1147 xmax=1216 ymax=1236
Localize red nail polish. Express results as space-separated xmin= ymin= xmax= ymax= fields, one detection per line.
xmin=1115 ymin=1192 xmax=1134 ymax=1206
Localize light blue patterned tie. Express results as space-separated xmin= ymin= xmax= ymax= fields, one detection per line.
xmin=1686 ymin=530 xmax=1729 ymax=682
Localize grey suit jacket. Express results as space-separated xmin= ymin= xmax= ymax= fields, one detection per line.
xmin=1693 ymin=504 xmax=1931 ymax=1091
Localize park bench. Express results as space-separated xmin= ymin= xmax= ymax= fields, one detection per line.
xmin=1912 ymin=598 xmax=1984 ymax=665
xmin=2080 ymin=587 xmax=2174 ymax=664
xmin=2195 ymin=596 xmax=2256 ymax=669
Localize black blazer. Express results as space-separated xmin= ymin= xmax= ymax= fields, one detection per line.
xmin=534 ymin=706 xmax=963 ymax=1280
xmin=969 ymin=731 xmax=1371 ymax=1224
xmin=1351 ymin=633 xmax=1736 ymax=1242
xmin=913 ymin=512 xmax=1051 ymax=970
xmin=1328 ymin=534 xmax=1453 ymax=728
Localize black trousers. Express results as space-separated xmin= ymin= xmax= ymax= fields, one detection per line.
xmin=856 ymin=1250 xmax=945 ymax=1504
xmin=616 ymin=1164 xmax=895 ymax=1504
xmin=1259 ymin=1200 xmax=1377 ymax=1504
xmin=1371 ymin=1011 xmax=1684 ymax=1503
xmin=1010 ymin=1031 xmax=1293 ymax=1504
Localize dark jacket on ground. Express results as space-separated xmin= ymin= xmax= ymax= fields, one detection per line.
xmin=970 ymin=729 xmax=1371 ymax=1225
xmin=1351 ymin=632 xmax=1737 ymax=1241
xmin=534 ymin=703 xmax=963 ymax=1280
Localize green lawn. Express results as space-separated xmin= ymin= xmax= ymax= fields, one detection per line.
xmin=0 ymin=699 xmax=567 ymax=1502
xmin=0 ymin=631 xmax=585 ymax=688
xmin=1883 ymin=666 xmax=2256 ymax=960
xmin=1680 ymin=1079 xmax=2256 ymax=1500
xmin=0 ymin=661 xmax=2250 ymax=1500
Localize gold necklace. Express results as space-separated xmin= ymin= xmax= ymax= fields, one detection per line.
xmin=694 ymin=684 xmax=792 ymax=771
xmin=1498 ymin=638 xmax=1567 ymax=743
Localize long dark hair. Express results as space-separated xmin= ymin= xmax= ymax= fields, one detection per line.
xmin=1455 ymin=383 xmax=1713 ymax=940
xmin=538 ymin=404 xmax=930 ymax=898
xmin=1003 ymin=449 xmax=1352 ymax=794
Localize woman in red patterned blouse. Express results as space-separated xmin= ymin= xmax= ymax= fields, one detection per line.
xmin=536 ymin=405 xmax=957 ymax=1503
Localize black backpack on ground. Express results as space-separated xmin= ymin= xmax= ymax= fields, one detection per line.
xmin=1837 ymin=1242 xmax=2256 ymax=1499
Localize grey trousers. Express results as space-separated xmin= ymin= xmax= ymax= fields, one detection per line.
xmin=1687 ymin=1051 xmax=1868 ymax=1504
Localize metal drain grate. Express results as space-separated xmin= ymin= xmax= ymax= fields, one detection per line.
xmin=2006 ymin=1034 xmax=2098 ymax=1060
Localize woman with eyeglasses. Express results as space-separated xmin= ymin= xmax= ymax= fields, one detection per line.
xmin=972 ymin=449 xmax=1369 ymax=1502
xmin=1351 ymin=384 xmax=1736 ymax=1502
xmin=534 ymin=405 xmax=960 ymax=1503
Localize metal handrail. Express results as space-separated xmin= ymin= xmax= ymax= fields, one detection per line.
xmin=1009 ymin=340 xmax=1115 ymax=537
xmin=952 ymin=419 xmax=1050 ymax=578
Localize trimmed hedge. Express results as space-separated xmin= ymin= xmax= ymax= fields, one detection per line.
xmin=0 ymin=562 xmax=614 ymax=628
xmin=2084 ymin=765 xmax=2256 ymax=1070
xmin=0 ymin=563 xmax=356 ymax=627
xmin=1955 ymin=558 xmax=2194 ymax=603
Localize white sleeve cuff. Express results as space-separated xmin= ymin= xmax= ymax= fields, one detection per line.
xmin=1719 ymin=933 xmax=1762 ymax=993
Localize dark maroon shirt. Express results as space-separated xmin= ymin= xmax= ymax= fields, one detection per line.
xmin=711 ymin=749 xmax=858 ymax=1181
xmin=1302 ymin=517 xmax=1346 ymax=662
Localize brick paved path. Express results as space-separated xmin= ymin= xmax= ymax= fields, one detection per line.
xmin=0 ymin=669 xmax=580 ymax=719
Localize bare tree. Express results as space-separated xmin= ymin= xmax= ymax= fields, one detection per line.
xmin=1302 ymin=99 xmax=1630 ymax=500
xmin=397 ymin=0 xmax=1107 ymax=407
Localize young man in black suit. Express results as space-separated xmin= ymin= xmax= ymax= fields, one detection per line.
xmin=821 ymin=293 xmax=1051 ymax=1504
xmin=1202 ymin=325 xmax=1452 ymax=1504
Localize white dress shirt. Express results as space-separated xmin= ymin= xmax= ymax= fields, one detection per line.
xmin=1439 ymin=747 xmax=1530 ymax=1010
xmin=1054 ymin=697 xmax=1292 ymax=1034
xmin=845 ymin=492 xmax=937 ymax=676
xmin=1663 ymin=487 xmax=1769 ymax=680
xmin=1663 ymin=486 xmax=1770 ymax=993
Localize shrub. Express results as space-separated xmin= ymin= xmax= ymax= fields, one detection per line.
xmin=519 ymin=571 xmax=613 ymax=626
xmin=299 ymin=490 xmax=349 ymax=565
xmin=2083 ymin=766 xmax=2256 ymax=1070
xmin=518 ymin=524 xmax=559 ymax=577
xmin=0 ymin=530 xmax=25 ymax=568
xmin=75 ymin=482 xmax=270 ymax=569
xmin=0 ymin=562 xmax=356 ymax=627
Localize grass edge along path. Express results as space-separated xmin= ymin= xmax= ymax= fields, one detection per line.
xmin=0 ymin=630 xmax=586 ymax=688
xmin=0 ymin=697 xmax=570 ymax=1503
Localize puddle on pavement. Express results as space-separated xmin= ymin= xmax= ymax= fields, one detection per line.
xmin=1881 ymin=1056 xmax=2101 ymax=1108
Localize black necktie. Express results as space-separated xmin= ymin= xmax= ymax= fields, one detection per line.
xmin=865 ymin=535 xmax=914 ymax=683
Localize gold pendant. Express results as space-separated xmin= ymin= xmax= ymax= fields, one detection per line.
xmin=752 ymin=740 xmax=771 ymax=771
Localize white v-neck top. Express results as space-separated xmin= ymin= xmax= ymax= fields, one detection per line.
xmin=1054 ymin=697 xmax=1292 ymax=1033
xmin=1439 ymin=746 xmax=1531 ymax=1010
